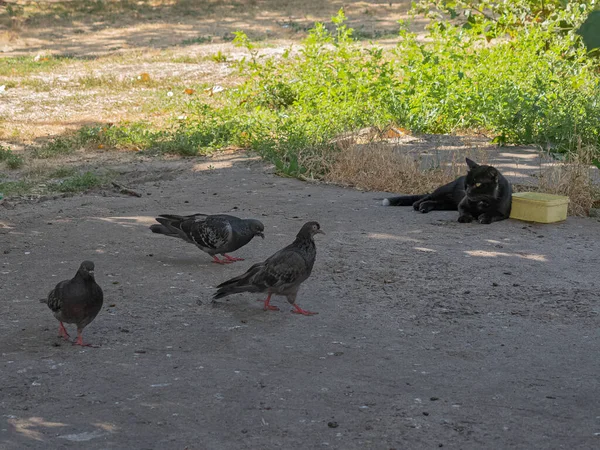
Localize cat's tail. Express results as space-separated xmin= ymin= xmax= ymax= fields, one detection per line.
xmin=382 ymin=194 xmax=426 ymax=207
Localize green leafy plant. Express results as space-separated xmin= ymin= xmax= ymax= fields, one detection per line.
xmin=60 ymin=5 xmax=599 ymax=177
xmin=0 ymin=145 xmax=24 ymax=169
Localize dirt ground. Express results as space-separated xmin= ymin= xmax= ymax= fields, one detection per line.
xmin=1 ymin=154 xmax=600 ymax=449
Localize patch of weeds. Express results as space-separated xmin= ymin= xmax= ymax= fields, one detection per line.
xmin=0 ymin=145 xmax=24 ymax=169
xmin=53 ymin=171 xmax=103 ymax=193
xmin=49 ymin=167 xmax=77 ymax=178
xmin=0 ymin=180 xmax=34 ymax=196
xmin=77 ymin=123 xmax=157 ymax=151
xmin=0 ymin=55 xmax=73 ymax=77
xmin=210 ymin=51 xmax=228 ymax=63
xmin=33 ymin=137 xmax=76 ymax=159
xmin=75 ymin=73 xmax=166 ymax=90
xmin=181 ymin=35 xmax=213 ymax=46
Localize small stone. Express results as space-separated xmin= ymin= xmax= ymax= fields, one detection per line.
xmin=120 ymin=328 xmax=130 ymax=333
xmin=328 ymin=421 xmax=339 ymax=428
xmin=148 ymin=254 xmax=154 ymax=257
xmin=492 ymin=282 xmax=499 ymax=287
xmin=184 ymin=200 xmax=189 ymax=203
xmin=134 ymin=349 xmax=146 ymax=354
xmin=196 ymin=299 xmax=203 ymax=306
xmin=430 ymin=397 xmax=439 ymax=401
xmin=503 ymin=271 xmax=512 ymax=275
xmin=240 ymin=319 xmax=247 ymax=324
xmin=422 ymin=412 xmax=429 ymax=416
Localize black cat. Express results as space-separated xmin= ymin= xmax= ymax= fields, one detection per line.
xmin=382 ymin=158 xmax=512 ymax=224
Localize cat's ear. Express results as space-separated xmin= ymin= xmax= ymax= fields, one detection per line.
xmin=489 ymin=169 xmax=499 ymax=182
xmin=465 ymin=158 xmax=479 ymax=169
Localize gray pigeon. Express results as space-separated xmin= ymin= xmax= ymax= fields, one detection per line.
xmin=213 ymin=221 xmax=324 ymax=315
xmin=40 ymin=261 xmax=104 ymax=347
xmin=150 ymin=214 xmax=265 ymax=264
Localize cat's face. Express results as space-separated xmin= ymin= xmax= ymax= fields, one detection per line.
xmin=464 ymin=159 xmax=499 ymax=200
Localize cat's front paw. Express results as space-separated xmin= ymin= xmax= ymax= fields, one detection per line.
xmin=412 ymin=202 xmax=421 ymax=211
xmin=458 ymin=214 xmax=474 ymax=223
xmin=478 ymin=214 xmax=492 ymax=224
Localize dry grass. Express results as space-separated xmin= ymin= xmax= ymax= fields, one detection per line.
xmin=536 ymin=146 xmax=600 ymax=216
xmin=326 ymin=140 xmax=487 ymax=195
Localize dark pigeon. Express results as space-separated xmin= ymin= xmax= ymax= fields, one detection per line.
xmin=214 ymin=221 xmax=324 ymax=315
xmin=40 ymin=261 xmax=104 ymax=347
xmin=150 ymin=214 xmax=265 ymax=264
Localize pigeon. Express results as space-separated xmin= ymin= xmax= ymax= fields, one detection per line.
xmin=150 ymin=214 xmax=265 ymax=264
xmin=213 ymin=221 xmax=324 ymax=315
xmin=40 ymin=261 xmax=104 ymax=347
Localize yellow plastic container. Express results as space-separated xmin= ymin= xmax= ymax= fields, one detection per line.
xmin=510 ymin=192 xmax=569 ymax=223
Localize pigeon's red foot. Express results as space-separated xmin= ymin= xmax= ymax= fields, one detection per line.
xmin=223 ymin=254 xmax=244 ymax=262
xmin=212 ymin=255 xmax=233 ymax=265
xmin=291 ymin=304 xmax=318 ymax=316
xmin=73 ymin=330 xmax=98 ymax=348
xmin=259 ymin=294 xmax=279 ymax=311
xmin=58 ymin=322 xmax=71 ymax=340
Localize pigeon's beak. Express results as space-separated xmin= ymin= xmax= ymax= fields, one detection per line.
xmin=88 ymin=270 xmax=95 ymax=277
xmin=257 ymin=232 xmax=265 ymax=239
xmin=315 ymin=229 xmax=325 ymax=235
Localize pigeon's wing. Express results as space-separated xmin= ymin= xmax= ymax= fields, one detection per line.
xmin=180 ymin=215 xmax=233 ymax=251
xmin=91 ymin=282 xmax=104 ymax=305
xmin=251 ymin=248 xmax=310 ymax=291
xmin=45 ymin=280 xmax=70 ymax=312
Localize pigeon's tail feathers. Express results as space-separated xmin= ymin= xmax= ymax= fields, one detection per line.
xmin=150 ymin=223 xmax=180 ymax=237
xmin=157 ymin=214 xmax=187 ymax=223
xmin=382 ymin=194 xmax=425 ymax=207
xmin=158 ymin=213 xmax=208 ymax=222
xmin=214 ymin=264 xmax=263 ymax=299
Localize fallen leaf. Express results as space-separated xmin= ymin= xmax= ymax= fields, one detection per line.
xmin=184 ymin=88 xmax=195 ymax=95
xmin=138 ymin=72 xmax=151 ymax=82
xmin=382 ymin=127 xmax=408 ymax=138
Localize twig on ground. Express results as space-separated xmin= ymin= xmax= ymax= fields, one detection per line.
xmin=111 ymin=182 xmax=142 ymax=197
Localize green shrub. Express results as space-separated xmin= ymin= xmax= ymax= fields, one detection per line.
xmin=0 ymin=145 xmax=24 ymax=169
xmin=69 ymin=5 xmax=600 ymax=177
